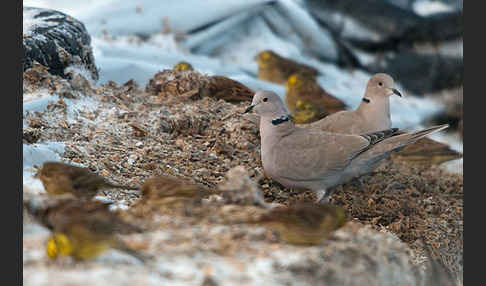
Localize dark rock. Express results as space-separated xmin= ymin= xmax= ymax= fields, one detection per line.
xmin=458 ymin=119 xmax=462 ymax=139
xmin=23 ymin=128 xmax=41 ymax=144
xmin=305 ymin=0 xmax=463 ymax=93
xmin=307 ymin=0 xmax=422 ymax=43
xmin=425 ymin=87 xmax=462 ymax=138
xmin=306 ymin=0 xmax=463 ymax=50
xmin=365 ymin=50 xmax=463 ymax=94
xmin=23 ymin=7 xmax=98 ymax=80
xmin=400 ymin=11 xmax=462 ymax=44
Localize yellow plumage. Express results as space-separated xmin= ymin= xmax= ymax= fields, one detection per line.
xmin=285 ymin=73 xmax=346 ymax=124
xmin=250 ymin=202 xmax=347 ymax=245
xmin=173 ymin=61 xmax=194 ymax=72
xmin=256 ymin=50 xmax=319 ymax=84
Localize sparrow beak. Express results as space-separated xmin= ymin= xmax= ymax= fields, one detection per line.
xmin=391 ymin=88 xmax=402 ymax=97
xmin=244 ymin=105 xmax=254 ymax=114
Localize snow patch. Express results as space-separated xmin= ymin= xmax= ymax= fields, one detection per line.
xmin=23 ymin=142 xmax=65 ymax=170
xmin=429 ymin=131 xmax=463 ymax=174
xmin=413 ymin=1 xmax=455 ymax=16
xmin=23 ymin=94 xmax=59 ymax=113
xmin=23 ymin=169 xmax=46 ymax=195
xmin=23 ymin=7 xmax=62 ymax=37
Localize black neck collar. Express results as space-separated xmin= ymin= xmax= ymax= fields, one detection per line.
xmin=272 ymin=115 xmax=291 ymax=125
xmin=362 ymin=97 xmax=371 ymax=103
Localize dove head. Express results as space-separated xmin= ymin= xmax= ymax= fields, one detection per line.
xmin=245 ymin=90 xmax=290 ymax=119
xmin=364 ymin=73 xmax=402 ymax=100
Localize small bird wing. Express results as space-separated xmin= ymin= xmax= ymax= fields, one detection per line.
xmin=269 ymin=129 xmax=370 ymax=181
xmin=44 ymin=200 xmax=109 ymax=232
xmin=68 ymin=167 xmax=108 ymax=191
xmin=261 ymin=203 xmax=343 ymax=230
xmin=288 ymin=203 xmax=332 ymax=228
xmin=67 ymin=210 xmax=140 ymax=235
xmin=301 ymin=81 xmax=345 ymax=111
xmin=281 ymin=58 xmax=319 ymax=77
xmin=64 ymin=164 xmax=93 ymax=179
xmin=209 ymin=76 xmax=254 ymax=102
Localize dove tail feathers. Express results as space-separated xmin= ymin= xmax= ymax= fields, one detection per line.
xmin=360 ymin=128 xmax=400 ymax=145
xmin=357 ymin=124 xmax=449 ymax=161
xmin=388 ymin=124 xmax=449 ymax=148
xmin=404 ymin=124 xmax=449 ymax=143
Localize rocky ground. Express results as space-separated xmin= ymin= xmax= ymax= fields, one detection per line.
xmin=23 ymin=66 xmax=463 ymax=285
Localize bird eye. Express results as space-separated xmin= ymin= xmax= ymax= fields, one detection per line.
xmin=378 ymin=82 xmax=383 ymax=86
xmin=263 ymin=98 xmax=268 ymax=102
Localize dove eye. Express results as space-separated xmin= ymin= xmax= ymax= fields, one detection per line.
xmin=378 ymin=82 xmax=383 ymax=87
xmin=263 ymin=98 xmax=268 ymax=102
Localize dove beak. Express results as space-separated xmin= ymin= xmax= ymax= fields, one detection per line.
xmin=391 ymin=88 xmax=402 ymax=97
xmin=244 ymin=105 xmax=255 ymax=114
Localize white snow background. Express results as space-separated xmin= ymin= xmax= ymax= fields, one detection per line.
xmin=22 ymin=0 xmax=462 ymax=173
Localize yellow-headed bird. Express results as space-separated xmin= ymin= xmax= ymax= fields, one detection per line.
xmin=248 ymin=202 xmax=346 ymax=245
xmin=256 ymin=50 xmax=319 ymax=84
xmin=24 ymin=198 xmax=149 ymax=262
xmin=173 ymin=61 xmax=194 ymax=72
xmin=35 ymin=162 xmax=139 ymax=199
xmin=285 ymin=73 xmax=346 ymax=124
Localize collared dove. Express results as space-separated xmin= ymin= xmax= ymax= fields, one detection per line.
xmin=245 ymin=90 xmax=448 ymax=203
xmin=305 ymin=73 xmax=402 ymax=134
xmin=301 ymin=73 xmax=462 ymax=167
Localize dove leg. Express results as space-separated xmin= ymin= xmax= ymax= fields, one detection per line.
xmin=315 ymin=189 xmax=330 ymax=204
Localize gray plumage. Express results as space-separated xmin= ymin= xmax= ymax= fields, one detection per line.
xmin=306 ymin=73 xmax=402 ymax=134
xmin=246 ymin=90 xmax=447 ymax=203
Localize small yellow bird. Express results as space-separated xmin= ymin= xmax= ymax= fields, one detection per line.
xmin=285 ymin=73 xmax=346 ymax=124
xmin=24 ymin=198 xmax=149 ymax=262
xmin=204 ymin=76 xmax=255 ymax=103
xmin=256 ymin=50 xmax=319 ymax=84
xmin=173 ymin=61 xmax=194 ymax=72
xmin=46 ymin=226 xmax=147 ymax=262
xmin=35 ymin=161 xmax=139 ymax=199
xmin=148 ymin=64 xmax=255 ymax=102
xmin=392 ymin=136 xmax=463 ymax=167
xmin=132 ymin=175 xmax=220 ymax=218
xmin=248 ymin=202 xmax=347 ymax=245
xmin=140 ymin=175 xmax=219 ymax=201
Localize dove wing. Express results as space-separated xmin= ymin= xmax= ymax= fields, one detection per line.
xmin=270 ymin=129 xmax=370 ymax=181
